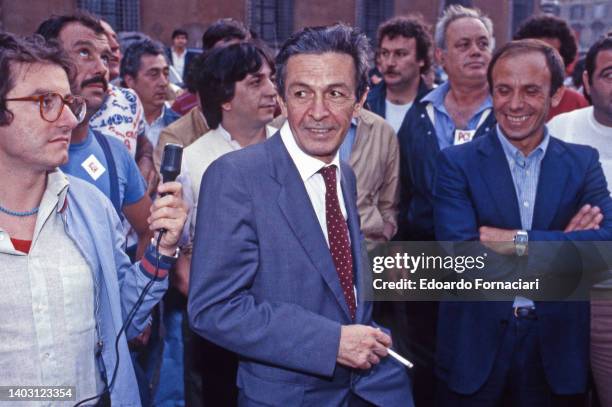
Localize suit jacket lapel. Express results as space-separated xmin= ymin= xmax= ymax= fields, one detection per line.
xmin=532 ymin=139 xmax=569 ymax=230
xmin=479 ymin=135 xmax=523 ymax=229
xmin=268 ymin=136 xmax=352 ymax=319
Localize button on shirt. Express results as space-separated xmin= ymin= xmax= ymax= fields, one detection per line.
xmin=422 ymin=81 xmax=493 ymax=150
xmin=497 ymin=125 xmax=550 ymax=309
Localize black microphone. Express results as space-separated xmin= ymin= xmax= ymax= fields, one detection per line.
xmin=158 ymin=143 xmax=183 ymax=236
xmin=160 ymin=143 xmax=183 ymax=185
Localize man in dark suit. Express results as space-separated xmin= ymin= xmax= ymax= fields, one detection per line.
xmin=433 ymin=39 xmax=612 ymax=405
xmin=166 ymin=29 xmax=197 ymax=85
xmin=188 ymin=24 xmax=413 ymax=406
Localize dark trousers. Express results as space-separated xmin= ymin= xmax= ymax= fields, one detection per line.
xmin=183 ymin=316 xmax=238 ymax=407
xmin=436 ymin=314 xmax=586 ymax=407
xmin=373 ymin=301 xmax=437 ymax=407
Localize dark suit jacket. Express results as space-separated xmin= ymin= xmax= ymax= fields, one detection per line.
xmin=433 ymin=132 xmax=612 ymax=394
xmin=392 ymin=82 xmax=496 ymax=240
xmin=165 ymin=47 xmax=198 ymax=81
xmin=188 ymin=133 xmax=413 ymax=406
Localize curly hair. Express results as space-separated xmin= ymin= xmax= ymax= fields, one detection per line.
xmin=377 ymin=15 xmax=433 ymax=74
xmin=0 ymin=32 xmax=75 ymax=126
xmin=513 ymin=15 xmax=577 ymax=68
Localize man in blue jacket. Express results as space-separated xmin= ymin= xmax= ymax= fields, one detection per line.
xmin=0 ymin=33 xmax=187 ymax=406
xmin=396 ymin=5 xmax=496 ymax=242
xmin=189 ymin=24 xmax=413 ymax=406
xmin=433 ymin=38 xmax=611 ymax=405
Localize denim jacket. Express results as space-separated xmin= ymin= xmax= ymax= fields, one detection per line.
xmin=61 ymin=173 xmax=172 ymax=406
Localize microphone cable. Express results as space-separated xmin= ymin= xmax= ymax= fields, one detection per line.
xmin=73 ymin=232 xmax=165 ymax=406
xmin=74 ymin=144 xmax=182 ymax=406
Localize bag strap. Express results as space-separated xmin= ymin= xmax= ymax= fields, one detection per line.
xmin=92 ymin=130 xmax=121 ymax=217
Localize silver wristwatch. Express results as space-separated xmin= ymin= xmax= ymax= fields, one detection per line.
xmin=514 ymin=230 xmax=528 ymax=257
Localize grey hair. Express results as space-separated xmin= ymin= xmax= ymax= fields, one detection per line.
xmin=275 ymin=23 xmax=372 ymax=101
xmin=120 ymin=38 xmax=167 ymax=79
xmin=434 ymin=5 xmax=494 ymax=50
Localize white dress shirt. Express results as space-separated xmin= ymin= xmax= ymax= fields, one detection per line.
xmin=171 ymin=48 xmax=186 ymax=79
xmin=280 ymin=121 xmax=348 ymax=246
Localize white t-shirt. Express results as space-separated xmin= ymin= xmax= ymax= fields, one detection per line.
xmin=548 ymin=106 xmax=612 ymax=188
xmin=385 ymin=99 xmax=413 ymax=134
xmin=171 ymin=49 xmax=186 ymax=79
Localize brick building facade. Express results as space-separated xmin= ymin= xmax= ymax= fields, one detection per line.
xmin=2 ymin=0 xmax=522 ymax=50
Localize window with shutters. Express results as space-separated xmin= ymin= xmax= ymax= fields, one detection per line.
xmin=512 ymin=0 xmax=534 ymax=35
xmin=77 ymin=0 xmax=140 ymax=32
xmin=570 ymin=5 xmax=585 ymax=20
xmin=444 ymin=0 xmax=473 ymax=7
xmin=358 ymin=0 xmax=393 ymax=45
xmin=249 ymin=0 xmax=293 ymax=48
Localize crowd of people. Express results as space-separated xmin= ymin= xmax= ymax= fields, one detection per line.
xmin=0 ymin=4 xmax=611 ymax=407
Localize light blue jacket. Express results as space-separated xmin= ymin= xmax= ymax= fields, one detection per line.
xmin=62 ymin=174 xmax=171 ymax=406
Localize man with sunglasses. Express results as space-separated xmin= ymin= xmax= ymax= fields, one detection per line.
xmin=0 ymin=32 xmax=187 ymax=406
xmin=37 ymin=13 xmax=154 ymax=261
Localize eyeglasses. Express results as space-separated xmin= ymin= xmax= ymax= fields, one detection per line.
xmin=5 ymin=93 xmax=87 ymax=124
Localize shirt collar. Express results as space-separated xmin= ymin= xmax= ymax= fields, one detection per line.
xmin=422 ymin=81 xmax=493 ymax=114
xmin=217 ymin=124 xmax=233 ymax=143
xmin=496 ymin=124 xmax=550 ymax=160
xmin=147 ymin=105 xmax=167 ymax=127
xmin=280 ymin=121 xmax=342 ymax=183
xmin=172 ymin=48 xmax=185 ymax=57
xmin=421 ymin=81 xmax=450 ymax=107
xmin=47 ymin=169 xmax=70 ymax=213
xmin=218 ymin=124 xmax=277 ymax=148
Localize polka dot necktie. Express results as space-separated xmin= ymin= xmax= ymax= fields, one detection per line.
xmin=319 ymin=165 xmax=356 ymax=320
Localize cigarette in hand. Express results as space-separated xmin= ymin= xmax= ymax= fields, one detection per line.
xmin=388 ymin=348 xmax=414 ymax=368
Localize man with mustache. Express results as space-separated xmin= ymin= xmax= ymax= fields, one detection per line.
xmin=37 ymin=13 xmax=154 ymax=260
xmin=122 ymin=39 xmax=180 ymax=150
xmin=366 ymin=15 xmax=432 ymax=135
xmin=85 ymin=19 xmax=158 ymax=216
